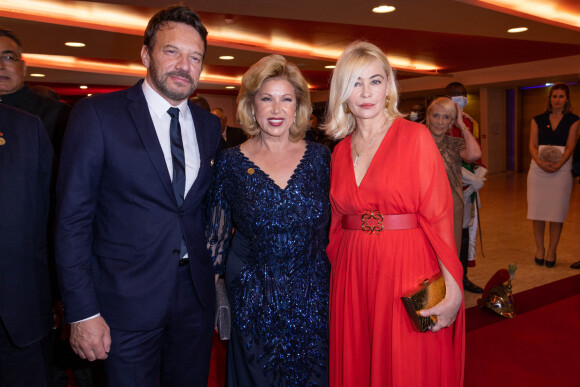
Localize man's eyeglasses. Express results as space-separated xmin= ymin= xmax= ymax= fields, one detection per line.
xmin=0 ymin=55 xmax=22 ymax=66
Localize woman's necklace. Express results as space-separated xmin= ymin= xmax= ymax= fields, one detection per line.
xmin=353 ymin=117 xmax=390 ymax=167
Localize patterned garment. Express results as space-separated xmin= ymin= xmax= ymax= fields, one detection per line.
xmin=207 ymin=141 xmax=331 ymax=386
xmin=436 ymin=135 xmax=465 ymax=200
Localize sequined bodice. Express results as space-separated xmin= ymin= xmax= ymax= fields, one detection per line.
xmin=229 ymin=152 xmax=328 ymax=266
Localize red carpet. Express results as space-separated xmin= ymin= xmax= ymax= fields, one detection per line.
xmin=465 ymin=274 xmax=580 ymax=332
xmin=208 ymin=334 xmax=227 ymax=387
xmin=464 ymin=275 xmax=580 ymax=387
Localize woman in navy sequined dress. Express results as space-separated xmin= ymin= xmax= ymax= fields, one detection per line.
xmin=207 ymin=55 xmax=330 ymax=386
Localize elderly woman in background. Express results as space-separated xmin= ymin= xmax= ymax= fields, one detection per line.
xmin=528 ymin=83 xmax=578 ymax=268
xmin=426 ymin=97 xmax=482 ymax=259
xmin=324 ymin=41 xmax=464 ymax=386
xmin=207 ymin=54 xmax=331 ymax=386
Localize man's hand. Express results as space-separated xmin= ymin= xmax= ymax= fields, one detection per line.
xmin=70 ymin=316 xmax=111 ymax=361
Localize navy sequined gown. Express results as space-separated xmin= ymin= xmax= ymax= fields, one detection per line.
xmin=207 ymin=141 xmax=330 ymax=386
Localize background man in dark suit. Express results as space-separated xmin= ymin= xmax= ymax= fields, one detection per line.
xmin=210 ymin=106 xmax=247 ymax=149
xmin=0 ymin=27 xmax=87 ymax=387
xmin=55 ymin=6 xmax=221 ymax=385
xmin=0 ymin=28 xmax=71 ymax=156
xmin=0 ymin=104 xmax=54 ymax=385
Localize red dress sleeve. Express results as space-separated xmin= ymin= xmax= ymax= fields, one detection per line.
xmin=416 ymin=126 xmax=465 ymax=386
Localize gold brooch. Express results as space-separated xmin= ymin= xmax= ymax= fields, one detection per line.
xmin=0 ymin=138 xmax=5 ymax=146
xmin=247 ymin=168 xmax=255 ymax=175
xmin=361 ymin=210 xmax=383 ymax=234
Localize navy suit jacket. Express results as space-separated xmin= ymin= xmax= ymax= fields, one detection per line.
xmin=56 ymin=81 xmax=221 ymax=330
xmin=0 ymin=104 xmax=54 ymax=347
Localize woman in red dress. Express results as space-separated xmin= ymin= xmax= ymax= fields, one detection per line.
xmin=323 ymin=41 xmax=465 ymax=386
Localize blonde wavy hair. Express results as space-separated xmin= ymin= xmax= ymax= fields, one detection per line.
xmin=323 ymin=41 xmax=403 ymax=140
xmin=237 ymin=54 xmax=312 ymax=142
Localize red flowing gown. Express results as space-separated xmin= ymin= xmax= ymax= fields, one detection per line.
xmin=327 ymin=119 xmax=465 ymax=386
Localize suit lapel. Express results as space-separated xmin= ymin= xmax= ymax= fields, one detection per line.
xmin=182 ymin=102 xmax=211 ymax=209
xmin=126 ymin=83 xmax=176 ymax=204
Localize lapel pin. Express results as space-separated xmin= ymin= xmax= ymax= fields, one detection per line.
xmin=210 ymin=158 xmax=214 ymax=166
xmin=247 ymin=168 xmax=255 ymax=175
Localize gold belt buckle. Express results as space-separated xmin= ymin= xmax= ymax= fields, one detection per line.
xmin=361 ymin=210 xmax=383 ymax=235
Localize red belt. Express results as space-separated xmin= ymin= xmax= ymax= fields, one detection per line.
xmin=342 ymin=211 xmax=419 ymax=235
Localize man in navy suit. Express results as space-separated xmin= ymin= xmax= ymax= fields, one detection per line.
xmin=0 ymin=104 xmax=53 ymax=385
xmin=55 ymin=6 xmax=221 ymax=385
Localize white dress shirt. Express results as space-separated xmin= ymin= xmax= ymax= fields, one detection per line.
xmin=142 ymin=79 xmax=200 ymax=194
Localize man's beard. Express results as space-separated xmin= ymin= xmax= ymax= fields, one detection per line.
xmin=149 ymin=56 xmax=197 ymax=102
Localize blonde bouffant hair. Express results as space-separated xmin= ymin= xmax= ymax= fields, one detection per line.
xmin=426 ymin=97 xmax=457 ymax=130
xmin=236 ymin=54 xmax=312 ymax=142
xmin=323 ymin=41 xmax=403 ymax=140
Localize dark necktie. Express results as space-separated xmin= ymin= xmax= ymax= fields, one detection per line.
xmin=167 ymin=107 xmax=185 ymax=206
xmin=168 ymin=107 xmax=189 ymax=260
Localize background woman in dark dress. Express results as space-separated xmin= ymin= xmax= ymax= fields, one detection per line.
xmin=207 ymin=54 xmax=330 ymax=386
xmin=527 ymin=83 xmax=579 ymax=268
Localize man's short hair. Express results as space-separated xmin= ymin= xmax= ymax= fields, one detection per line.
xmin=445 ymin=82 xmax=467 ymax=97
xmin=144 ymin=6 xmax=208 ymax=58
xmin=0 ymin=28 xmax=22 ymax=53
xmin=189 ymin=96 xmax=210 ymax=112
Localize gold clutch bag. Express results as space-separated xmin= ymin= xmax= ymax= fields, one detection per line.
xmin=401 ymin=273 xmax=446 ymax=332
